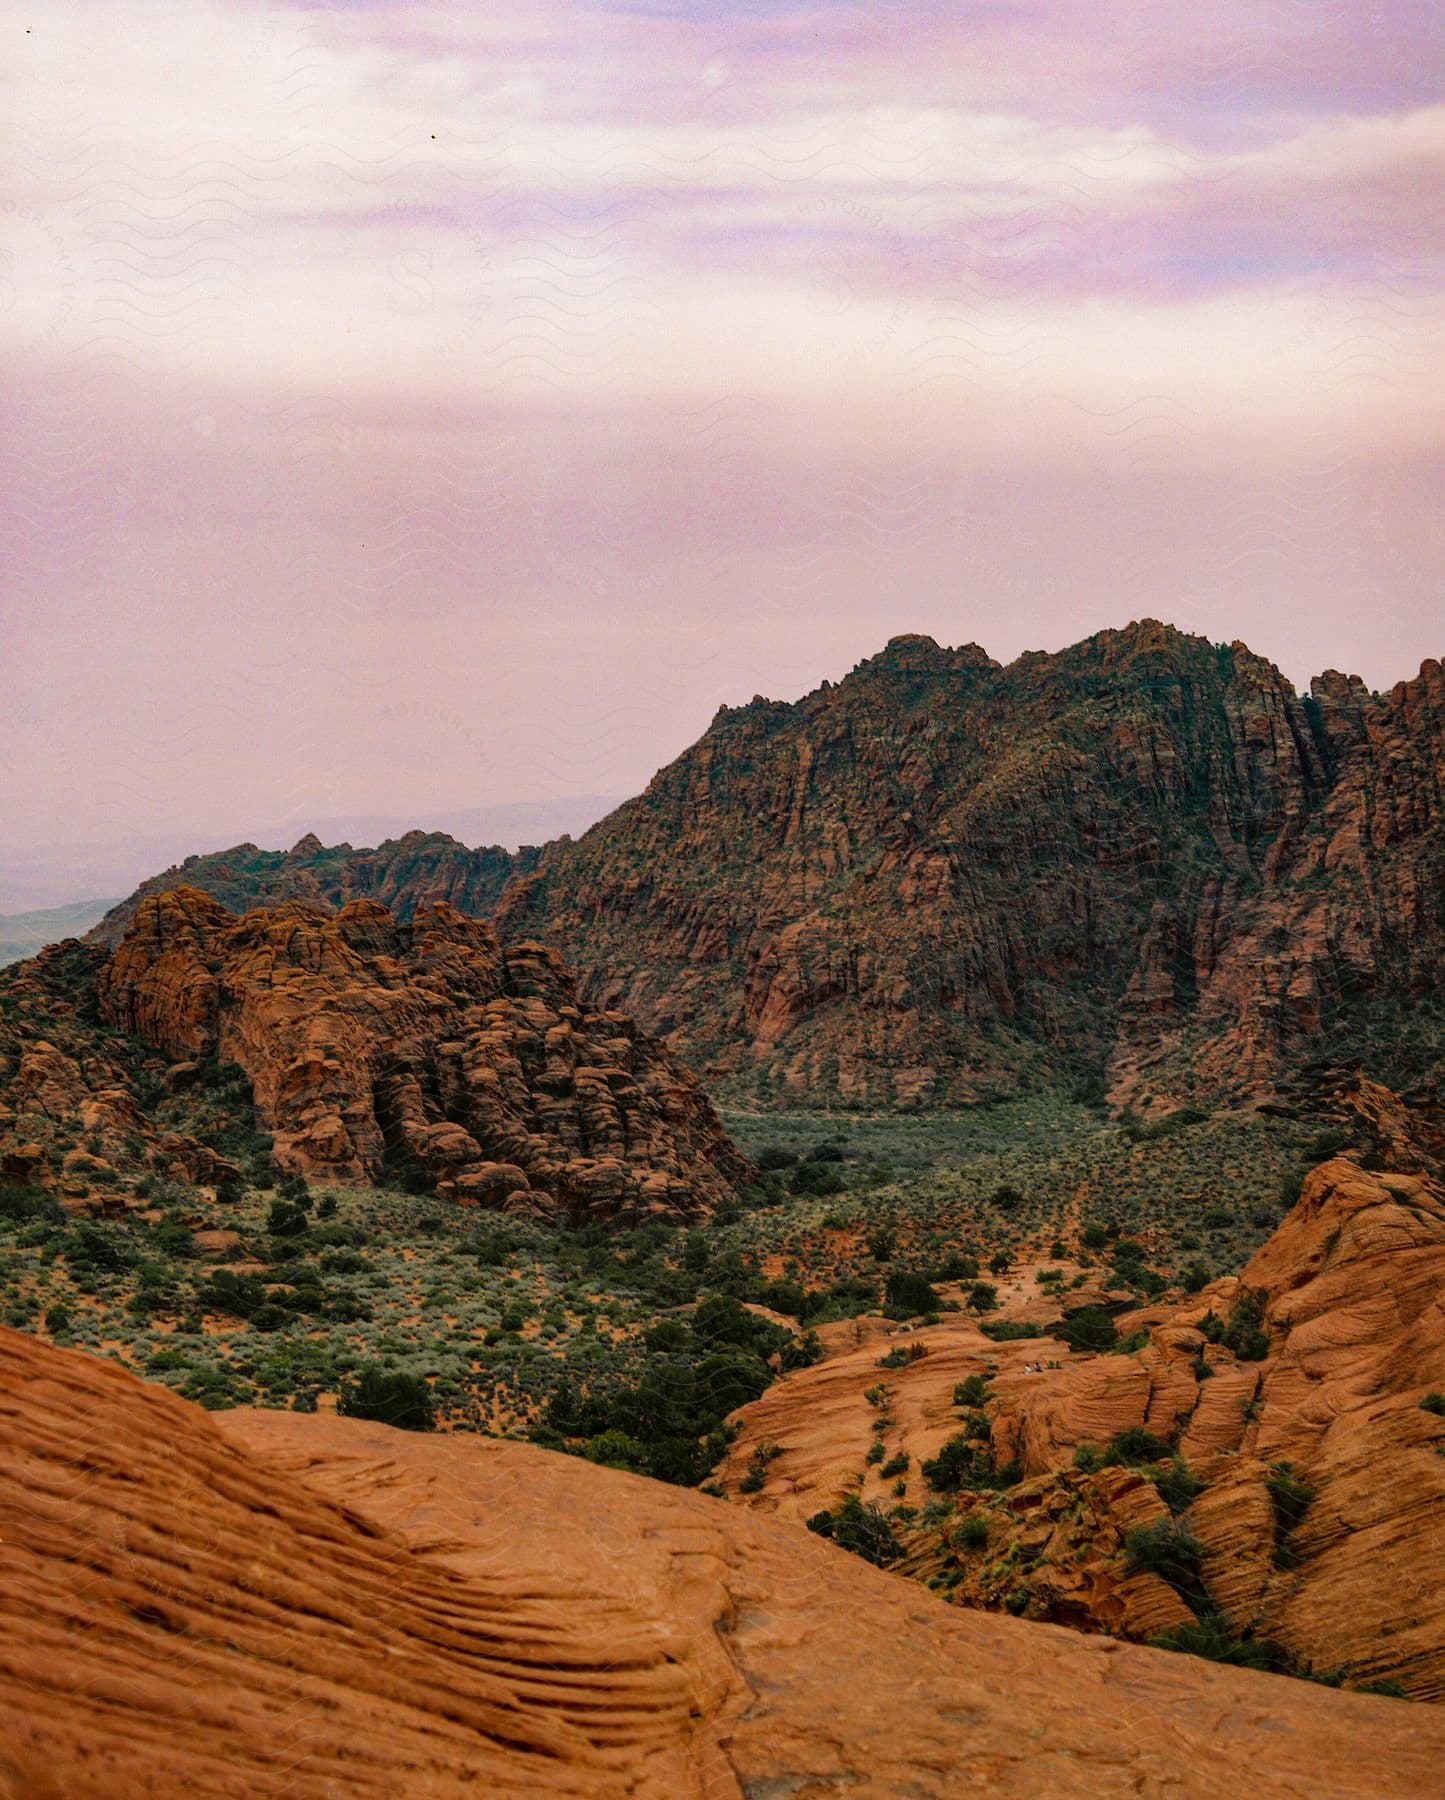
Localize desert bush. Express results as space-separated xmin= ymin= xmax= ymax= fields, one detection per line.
xmin=806 ymin=1496 xmax=903 ymax=1567
xmin=1061 ymin=1307 xmax=1118 ymax=1353
xmin=884 ymin=1269 xmax=938 ymax=1316
xmin=1153 ymin=1456 xmax=1204 ymax=1515
xmin=1124 ymin=1517 xmax=1205 ymax=1588
xmin=339 ymin=1363 xmax=436 ymax=1431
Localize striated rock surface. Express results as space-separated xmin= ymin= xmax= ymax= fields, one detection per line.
xmin=492 ymin=623 xmax=1443 ymax=1108
xmin=719 ymin=1121 xmax=1445 ymax=1696
xmin=1 ymin=890 xmax=748 ymax=1225
xmin=4 ymin=1324 xmax=1445 ymax=1799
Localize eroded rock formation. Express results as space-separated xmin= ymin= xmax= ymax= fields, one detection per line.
xmin=718 ymin=1104 xmax=1445 ymax=1696
xmin=495 ymin=623 xmax=1444 ymax=1109
xmin=4 ymin=1324 xmax=1444 ymax=1798
xmin=1 ymin=889 xmax=748 ymax=1225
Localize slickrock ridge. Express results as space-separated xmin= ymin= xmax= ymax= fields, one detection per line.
xmin=718 ymin=1100 xmax=1445 ymax=1696
xmin=2 ymin=889 xmax=747 ymax=1224
xmin=91 ymin=830 xmax=536 ymax=949
xmin=4 ymin=1326 xmax=1445 ymax=1799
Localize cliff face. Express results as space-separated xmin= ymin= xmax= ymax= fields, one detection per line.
xmin=494 ymin=622 xmax=1444 ymax=1108
xmin=718 ymin=1082 xmax=1445 ymax=1697
xmin=2 ymin=888 xmax=748 ymax=1226
xmin=91 ymin=830 xmax=536 ymax=948
xmin=5 ymin=1324 xmax=1445 ymax=1800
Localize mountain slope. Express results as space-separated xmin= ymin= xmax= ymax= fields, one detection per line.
xmin=91 ymin=830 xmax=537 ymax=948
xmin=5 ymin=1322 xmax=1445 ymax=1799
xmin=496 ymin=622 xmax=1443 ymax=1109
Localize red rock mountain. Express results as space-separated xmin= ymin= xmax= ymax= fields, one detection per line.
xmin=90 ymin=622 xmax=1444 ymax=1111
xmin=498 ymin=622 xmax=1444 ymax=1108
xmin=2 ymin=888 xmax=747 ymax=1224
xmin=5 ymin=1323 xmax=1445 ymax=1798
xmin=92 ymin=829 xmax=536 ymax=948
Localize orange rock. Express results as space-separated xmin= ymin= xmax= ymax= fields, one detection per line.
xmin=5 ymin=1323 xmax=1445 ymax=1799
xmin=92 ymin=888 xmax=748 ymax=1224
xmin=722 ymin=1143 xmax=1445 ymax=1696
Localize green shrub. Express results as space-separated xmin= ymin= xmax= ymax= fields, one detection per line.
xmin=1265 ymin=1460 xmax=1314 ymax=1535
xmin=339 ymin=1364 xmax=436 ymax=1431
xmin=1108 ymin=1426 xmax=1172 ymax=1466
xmin=953 ymin=1375 xmax=991 ymax=1408
xmin=1061 ymin=1307 xmax=1118 ymax=1353
xmin=922 ymin=1431 xmax=1017 ymax=1493
xmin=957 ymin=1513 xmax=990 ymax=1550
xmin=1419 ymin=1392 xmax=1445 ymax=1417
xmin=1149 ymin=1614 xmax=1284 ymax=1671
xmin=1153 ymin=1456 xmax=1204 ymax=1515
xmin=1124 ymin=1517 xmax=1206 ymax=1588
xmin=806 ymin=1496 xmax=903 ymax=1566
xmin=266 ymin=1198 xmax=309 ymax=1239
xmin=885 ymin=1269 xmax=938 ymax=1316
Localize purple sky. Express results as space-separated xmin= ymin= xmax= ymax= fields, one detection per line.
xmin=2 ymin=1 xmax=1441 ymax=855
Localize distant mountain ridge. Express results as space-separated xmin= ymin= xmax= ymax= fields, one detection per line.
xmin=91 ymin=830 xmax=538 ymax=948
xmin=91 ymin=621 xmax=1445 ymax=1111
xmin=0 ymin=897 xmax=119 ymax=969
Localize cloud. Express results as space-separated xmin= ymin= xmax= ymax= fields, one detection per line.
xmin=0 ymin=0 xmax=1440 ymax=849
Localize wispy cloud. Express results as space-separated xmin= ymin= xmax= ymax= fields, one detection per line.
xmin=0 ymin=0 xmax=1440 ymax=853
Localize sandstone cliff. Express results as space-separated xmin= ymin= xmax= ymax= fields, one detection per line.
xmin=1 ymin=888 xmax=747 ymax=1225
xmin=718 ymin=1097 xmax=1445 ymax=1696
xmin=3 ymin=1323 xmax=1443 ymax=1798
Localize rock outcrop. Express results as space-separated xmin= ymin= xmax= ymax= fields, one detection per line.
xmin=718 ymin=1116 xmax=1445 ymax=1697
xmin=1 ymin=890 xmax=748 ymax=1225
xmin=4 ymin=1324 xmax=1444 ymax=1799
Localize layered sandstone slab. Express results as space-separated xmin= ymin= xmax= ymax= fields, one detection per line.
xmin=2 ymin=1326 xmax=1443 ymax=1799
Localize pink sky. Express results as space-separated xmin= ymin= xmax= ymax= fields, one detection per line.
xmin=1 ymin=1 xmax=1441 ymax=853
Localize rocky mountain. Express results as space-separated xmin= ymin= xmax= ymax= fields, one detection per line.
xmin=90 ymin=830 xmax=537 ymax=948
xmin=87 ymin=623 xmax=1443 ymax=1114
xmin=5 ymin=1324 xmax=1445 ymax=1799
xmin=718 ymin=1079 xmax=1445 ymax=1697
xmin=497 ymin=622 xmax=1444 ymax=1110
xmin=1 ymin=887 xmax=747 ymax=1225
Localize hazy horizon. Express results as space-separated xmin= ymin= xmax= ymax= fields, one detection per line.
xmin=3 ymin=1 xmax=1441 ymax=855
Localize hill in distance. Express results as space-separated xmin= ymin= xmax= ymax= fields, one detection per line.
xmin=0 ymin=897 xmax=120 ymax=969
